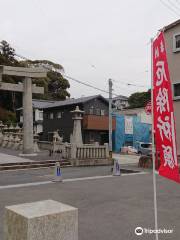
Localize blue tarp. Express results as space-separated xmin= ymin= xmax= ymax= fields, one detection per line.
xmin=113 ymin=114 xmax=151 ymax=153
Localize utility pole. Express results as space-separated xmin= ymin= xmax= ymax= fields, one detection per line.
xmin=108 ymin=78 xmax=113 ymax=159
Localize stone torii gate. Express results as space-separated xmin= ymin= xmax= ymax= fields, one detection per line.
xmin=0 ymin=65 xmax=47 ymax=156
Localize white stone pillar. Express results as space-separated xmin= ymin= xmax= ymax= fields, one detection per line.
xmin=22 ymin=77 xmax=34 ymax=155
xmin=104 ymin=143 xmax=109 ymax=158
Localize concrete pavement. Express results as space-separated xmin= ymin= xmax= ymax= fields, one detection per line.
xmin=0 ymin=173 xmax=179 ymax=240
xmin=0 ymin=152 xmax=34 ymax=164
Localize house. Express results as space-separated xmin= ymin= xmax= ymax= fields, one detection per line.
xmin=163 ymin=19 xmax=180 ymax=154
xmin=113 ymin=108 xmax=152 ymax=152
xmin=16 ymin=99 xmax=56 ymax=134
xmin=112 ymin=95 xmax=129 ymax=110
xmin=42 ymin=95 xmax=116 ymax=144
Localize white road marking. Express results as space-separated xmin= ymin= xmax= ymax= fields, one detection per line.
xmin=0 ymin=166 xmax=55 ymax=173
xmin=0 ymin=172 xmax=148 ymax=190
xmin=0 ymin=181 xmax=52 ymax=189
xmin=120 ymin=171 xmax=148 ymax=176
xmin=64 ymin=175 xmax=113 ymax=182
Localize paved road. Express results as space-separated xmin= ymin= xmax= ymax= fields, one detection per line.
xmin=0 ymin=172 xmax=179 ymax=240
xmin=0 ymin=166 xmax=113 ymax=186
xmin=0 ymin=164 xmax=145 ymax=186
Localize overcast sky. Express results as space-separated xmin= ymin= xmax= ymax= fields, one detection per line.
xmin=0 ymin=0 xmax=179 ymax=98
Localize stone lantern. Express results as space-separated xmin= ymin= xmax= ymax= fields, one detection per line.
xmin=71 ymin=106 xmax=84 ymax=145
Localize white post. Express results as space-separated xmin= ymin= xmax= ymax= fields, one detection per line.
xmin=151 ymin=38 xmax=159 ymax=240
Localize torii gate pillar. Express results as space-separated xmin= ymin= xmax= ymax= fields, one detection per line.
xmin=23 ymin=77 xmax=34 ymax=155
xmin=0 ymin=65 xmax=47 ymax=156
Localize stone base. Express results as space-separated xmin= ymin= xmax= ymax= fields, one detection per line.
xmin=4 ymin=200 xmax=78 ymax=240
xmin=70 ymin=158 xmax=113 ymax=167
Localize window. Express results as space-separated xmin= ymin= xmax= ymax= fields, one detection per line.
xmin=89 ymin=107 xmax=94 ymax=115
xmin=100 ymin=109 xmax=105 ymax=116
xmin=49 ymin=113 xmax=54 ymax=119
xmin=89 ymin=132 xmax=95 ymax=143
xmin=57 ymin=112 xmax=62 ymax=119
xmin=44 ymin=113 xmax=48 ymax=119
xmin=39 ymin=111 xmax=43 ymax=120
xmin=173 ymin=33 xmax=180 ymax=52
xmin=174 ymin=83 xmax=180 ymax=98
xmin=96 ymin=108 xmax=100 ymax=115
xmin=20 ymin=115 xmax=23 ymax=123
xmin=140 ymin=143 xmax=152 ymax=149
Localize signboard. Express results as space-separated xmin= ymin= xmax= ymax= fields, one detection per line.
xmin=125 ymin=116 xmax=133 ymax=134
xmin=153 ymin=32 xmax=180 ymax=183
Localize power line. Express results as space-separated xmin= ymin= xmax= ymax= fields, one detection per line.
xmin=7 ymin=51 xmax=149 ymax=95
xmin=63 ymin=74 xmax=115 ymax=96
xmin=13 ymin=52 xmax=121 ymax=96
xmin=175 ymin=0 xmax=180 ymax=5
xmin=114 ymin=70 xmax=150 ymax=88
xmin=1 ymin=41 xmax=150 ymax=90
xmin=159 ymin=0 xmax=180 ymax=16
xmin=1 ymin=41 xmax=150 ymax=95
xmin=163 ymin=0 xmax=180 ymax=15
xmin=1 ymin=42 xmax=123 ymax=96
xmin=112 ymin=78 xmax=149 ymax=88
xmin=167 ymin=0 xmax=180 ymax=11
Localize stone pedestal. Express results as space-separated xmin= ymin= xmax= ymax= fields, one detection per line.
xmin=4 ymin=200 xmax=78 ymax=240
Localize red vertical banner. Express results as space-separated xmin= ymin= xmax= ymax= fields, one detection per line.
xmin=153 ymin=32 xmax=180 ymax=183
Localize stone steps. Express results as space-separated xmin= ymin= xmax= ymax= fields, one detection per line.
xmin=0 ymin=160 xmax=72 ymax=171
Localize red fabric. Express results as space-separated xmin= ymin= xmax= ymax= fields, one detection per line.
xmin=153 ymin=32 xmax=180 ymax=183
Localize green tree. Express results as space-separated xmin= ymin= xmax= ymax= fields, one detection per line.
xmin=21 ymin=59 xmax=70 ymax=100
xmin=0 ymin=41 xmax=70 ymax=116
xmin=0 ymin=107 xmax=16 ymax=123
xmin=128 ymin=89 xmax=151 ymax=108
xmin=0 ymin=40 xmax=22 ymax=113
xmin=0 ymin=40 xmax=18 ymax=66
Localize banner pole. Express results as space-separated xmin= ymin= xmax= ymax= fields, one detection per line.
xmin=151 ymin=37 xmax=159 ymax=240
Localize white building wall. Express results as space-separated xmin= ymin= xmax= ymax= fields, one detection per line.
xmin=138 ymin=111 xmax=152 ymax=124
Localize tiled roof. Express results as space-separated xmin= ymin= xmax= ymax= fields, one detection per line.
xmin=16 ymin=95 xmax=109 ymax=110
xmin=16 ymin=99 xmax=56 ymax=111
xmin=32 ymin=99 xmax=56 ymax=109
xmin=43 ymin=94 xmax=108 ymax=109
